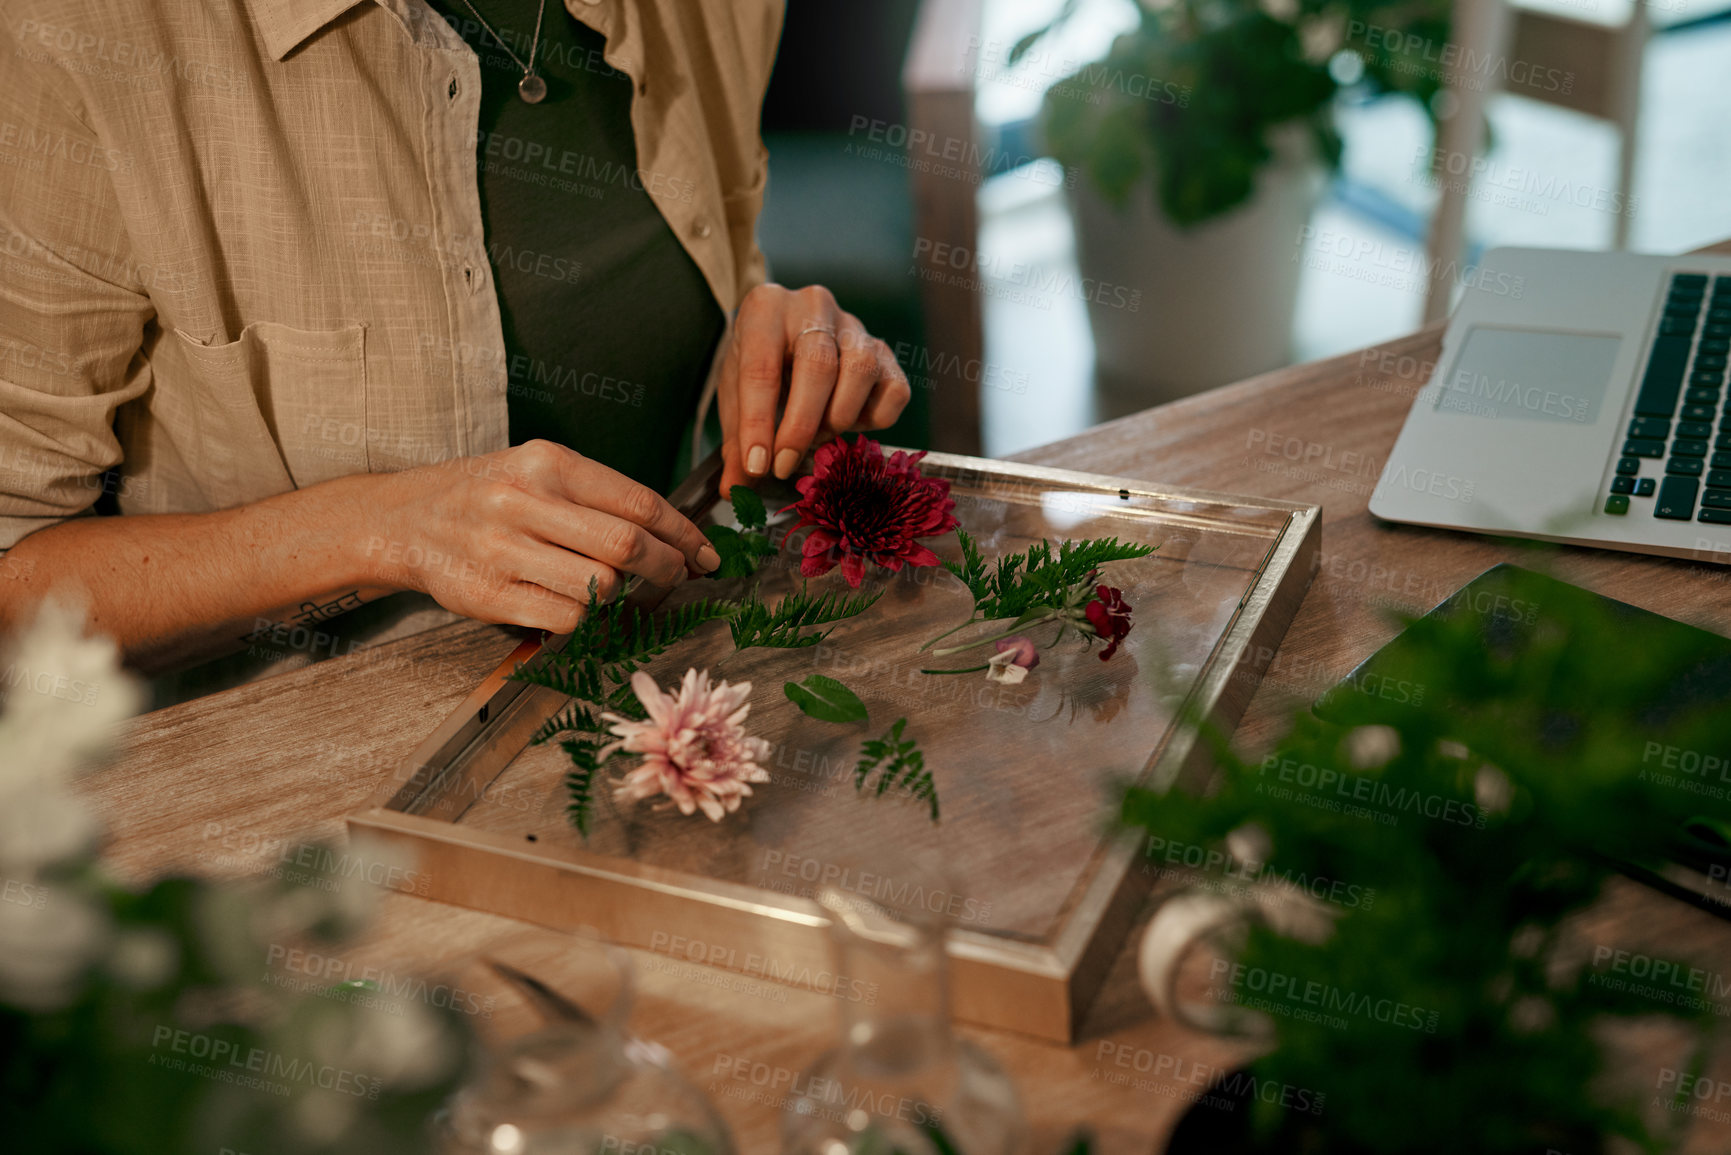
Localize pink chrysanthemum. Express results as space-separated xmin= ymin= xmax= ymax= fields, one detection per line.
xmin=782 ymin=436 xmax=958 ymax=588
xmin=600 ymin=668 xmax=771 ymax=822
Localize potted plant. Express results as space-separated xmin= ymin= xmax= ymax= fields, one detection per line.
xmin=1016 ymin=0 xmax=1450 ymax=411
xmin=1121 ymin=566 xmax=1727 ymax=1153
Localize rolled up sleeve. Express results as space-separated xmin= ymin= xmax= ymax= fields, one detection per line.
xmin=0 ymin=28 xmax=153 ymax=551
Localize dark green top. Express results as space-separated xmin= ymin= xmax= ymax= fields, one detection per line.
xmin=427 ymin=0 xmax=725 ymax=491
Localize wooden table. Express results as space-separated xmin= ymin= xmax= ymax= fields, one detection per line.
xmin=91 ymin=260 xmax=1731 ymax=1153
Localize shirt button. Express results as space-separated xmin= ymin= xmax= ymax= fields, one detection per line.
xmin=693 ymin=218 xmax=713 ymax=239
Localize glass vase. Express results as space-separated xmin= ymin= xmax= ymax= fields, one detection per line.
xmin=443 ymin=929 xmax=734 ymax=1155
xmin=780 ymin=887 xmax=1027 ymax=1155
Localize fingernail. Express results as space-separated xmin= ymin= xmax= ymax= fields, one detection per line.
xmin=747 ymin=445 xmax=768 ymax=475
xmin=774 ymin=447 xmax=800 ymax=479
xmin=697 ymin=544 xmax=721 ymax=572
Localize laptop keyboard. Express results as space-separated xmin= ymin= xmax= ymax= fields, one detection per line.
xmin=1613 ymin=273 xmax=1731 ymax=524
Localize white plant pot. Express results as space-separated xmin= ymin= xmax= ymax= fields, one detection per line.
xmin=1067 ymin=129 xmax=1327 ymax=416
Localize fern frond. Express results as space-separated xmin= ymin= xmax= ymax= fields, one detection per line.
xmin=968 ymin=535 xmax=1155 ymax=622
xmin=854 ymin=718 xmax=939 ymax=822
xmin=590 ymin=596 xmax=738 ymax=667
xmin=532 ymin=701 xmax=606 ymax=747
xmin=513 ymin=648 xmax=605 ymax=703
xmin=562 ymin=737 xmax=606 ymax=837
xmin=730 ymin=583 xmax=883 ymax=651
xmin=603 ymin=679 xmax=648 ymax=720
xmin=942 ymin=527 xmax=991 ymax=603
xmin=513 ymin=593 xmax=736 ymax=703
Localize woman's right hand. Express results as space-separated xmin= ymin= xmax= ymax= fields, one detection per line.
xmin=361 ymin=440 xmax=721 ymax=633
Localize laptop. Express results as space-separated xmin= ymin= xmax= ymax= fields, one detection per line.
xmin=1371 ymin=247 xmax=1731 ymax=563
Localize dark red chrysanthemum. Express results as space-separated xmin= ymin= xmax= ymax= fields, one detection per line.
xmin=1082 ymin=585 xmax=1132 ymax=660
xmin=782 ymin=436 xmax=958 ymax=587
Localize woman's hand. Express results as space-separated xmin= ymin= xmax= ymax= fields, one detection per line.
xmin=716 ymin=283 xmax=912 ymax=496
xmin=366 ymin=440 xmax=721 ymax=633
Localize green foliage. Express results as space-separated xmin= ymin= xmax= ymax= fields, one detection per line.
xmin=703 ymin=485 xmax=775 ymax=579
xmin=730 ymin=484 xmax=768 ymax=531
xmin=0 ymin=854 xmax=472 ymax=1154
xmin=1118 ymin=566 xmax=1724 ymax=1152
xmin=855 ymin=718 xmax=939 ymax=822
xmin=784 ymin=675 xmax=869 ymax=725
xmin=561 ymin=752 xmax=601 ymax=837
xmin=942 ymin=528 xmax=1153 ymax=624
xmin=513 ymin=581 xmax=735 ymax=834
xmin=515 ymin=573 xmax=883 ymax=829
xmin=1032 ymin=0 xmax=1449 ymax=226
xmin=729 ymin=583 xmax=883 ymax=651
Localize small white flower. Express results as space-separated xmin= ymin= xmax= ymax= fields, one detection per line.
xmin=1475 ymin=765 xmax=1513 ymax=816
xmin=1226 ymin=823 xmax=1271 ymax=873
xmin=108 ymin=927 xmax=180 ymax=990
xmin=0 ymin=597 xmax=144 ymax=791
xmin=0 ymin=887 xmax=108 ymax=1011
xmin=0 ymin=787 xmax=101 ymax=876
xmin=312 ymin=999 xmax=459 ymax=1092
xmin=1345 ymin=724 xmax=1401 ymax=770
xmin=985 ymin=648 xmax=1030 ymax=684
xmin=1509 ymin=995 xmax=1556 ymax=1034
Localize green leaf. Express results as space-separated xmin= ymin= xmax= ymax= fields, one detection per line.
xmin=703 ymin=492 xmax=775 ymax=578
xmin=854 ymin=718 xmax=939 ymax=821
xmin=729 ymin=484 xmax=768 ymax=531
xmin=703 ymin=524 xmax=765 ymax=580
xmin=784 ymin=674 xmax=868 ymax=724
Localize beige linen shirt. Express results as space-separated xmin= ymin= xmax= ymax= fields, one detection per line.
xmin=0 ymin=0 xmax=781 ymax=552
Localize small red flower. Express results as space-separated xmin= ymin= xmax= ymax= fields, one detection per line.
xmin=1082 ymin=585 xmax=1132 ymax=660
xmin=783 ymin=436 xmax=958 ymax=588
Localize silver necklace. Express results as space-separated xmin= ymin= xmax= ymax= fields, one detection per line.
xmin=453 ymin=0 xmax=549 ymax=103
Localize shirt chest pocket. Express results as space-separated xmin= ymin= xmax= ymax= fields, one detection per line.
xmin=167 ymin=321 xmax=370 ymax=507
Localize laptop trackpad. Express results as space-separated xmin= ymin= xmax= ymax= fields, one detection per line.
xmin=1436 ymin=327 xmax=1623 ymax=425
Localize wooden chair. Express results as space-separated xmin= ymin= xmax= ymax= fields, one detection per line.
xmin=1424 ymin=0 xmax=1649 ymax=321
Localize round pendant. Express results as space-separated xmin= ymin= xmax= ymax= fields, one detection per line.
xmin=518 ymin=73 xmax=547 ymax=104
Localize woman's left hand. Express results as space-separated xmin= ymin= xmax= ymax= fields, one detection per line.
xmin=715 ymin=282 xmax=912 ymax=496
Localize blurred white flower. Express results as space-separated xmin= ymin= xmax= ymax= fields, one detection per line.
xmin=1225 ymin=822 xmax=1271 ymax=873
xmin=1509 ymin=995 xmax=1556 ymax=1034
xmin=1345 ymin=724 xmax=1401 ymax=770
xmin=293 ymin=1084 xmax=360 ymax=1145
xmin=0 ymin=785 xmax=102 ymax=876
xmin=1475 ymin=765 xmax=1513 ymax=817
xmin=0 ymin=598 xmax=141 ymax=1010
xmin=1509 ymin=924 xmax=1545 ymax=959
xmin=0 ymin=596 xmax=144 ymax=790
xmin=0 ymin=886 xmax=109 ymax=1011
xmin=312 ymin=998 xmax=460 ymax=1092
xmin=108 ymin=926 xmax=180 ymax=990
